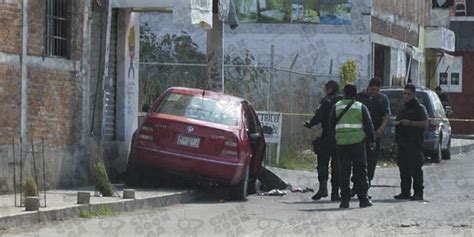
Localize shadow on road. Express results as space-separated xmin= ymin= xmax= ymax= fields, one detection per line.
xmin=299 ymin=207 xmax=353 ymax=212
xmin=282 ymin=200 xmax=335 ymax=205
xmin=371 ymin=198 xmax=410 ymax=204
xmin=371 ymin=184 xmax=398 ymax=188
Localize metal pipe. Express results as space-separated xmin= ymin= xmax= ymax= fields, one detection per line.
xmin=31 ymin=139 xmax=39 ymax=197
xmin=19 ymin=137 xmax=23 ymax=206
xmin=12 ymin=137 xmax=16 ymax=206
xmin=20 ymin=0 xmax=29 ymax=143
xmin=42 ymin=137 xmax=46 ymax=207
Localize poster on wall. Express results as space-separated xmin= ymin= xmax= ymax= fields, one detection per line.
xmin=437 ymin=56 xmax=463 ymax=93
xmin=234 ymin=0 xmax=351 ymax=24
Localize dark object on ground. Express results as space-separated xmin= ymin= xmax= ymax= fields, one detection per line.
xmin=257 ymin=167 xmax=288 ymax=192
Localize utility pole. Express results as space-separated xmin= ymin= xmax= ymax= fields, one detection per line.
xmin=207 ymin=13 xmax=225 ymax=93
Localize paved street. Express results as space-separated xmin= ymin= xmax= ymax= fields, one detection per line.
xmin=1 ymin=152 xmax=473 ymax=237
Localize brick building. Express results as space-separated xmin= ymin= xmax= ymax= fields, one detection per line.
xmin=0 ymin=0 xmax=222 ymax=193
xmin=371 ymin=0 xmax=434 ymax=87
xmin=0 ymin=0 xmax=141 ymax=193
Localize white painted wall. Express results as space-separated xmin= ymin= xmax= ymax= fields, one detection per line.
xmin=123 ymin=12 xmax=140 ymax=151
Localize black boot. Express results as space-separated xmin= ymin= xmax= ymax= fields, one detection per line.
xmin=394 ymin=193 xmax=411 ymax=200
xmin=339 ymin=200 xmax=349 ymax=208
xmin=410 ymin=192 xmax=423 ymax=201
xmin=359 ymin=199 xmax=373 ymax=208
xmin=312 ymin=182 xmax=328 ymax=200
xmin=331 ymin=189 xmax=341 ymax=201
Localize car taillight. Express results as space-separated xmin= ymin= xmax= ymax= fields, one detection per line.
xmin=221 ymin=138 xmax=239 ymax=157
xmin=141 ymin=125 xmax=153 ymax=132
xmin=139 ymin=125 xmax=154 ymax=141
xmin=428 ymin=119 xmax=438 ymax=132
xmin=139 ymin=134 xmax=153 ymax=141
xmin=224 ymin=140 xmax=238 ymax=148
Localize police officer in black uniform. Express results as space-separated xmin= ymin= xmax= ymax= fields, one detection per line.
xmin=356 ymin=78 xmax=391 ymax=186
xmin=394 ymin=84 xmax=428 ymax=201
xmin=304 ymin=80 xmax=343 ymax=201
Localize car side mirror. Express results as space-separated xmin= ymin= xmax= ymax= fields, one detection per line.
xmin=142 ymin=104 xmax=151 ymax=112
xmin=249 ymin=133 xmax=261 ymax=143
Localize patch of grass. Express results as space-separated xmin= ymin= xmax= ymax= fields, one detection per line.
xmin=277 ymin=148 xmax=316 ymax=172
xmin=79 ymin=207 xmax=116 ymax=218
xmin=23 ymin=176 xmax=38 ymax=197
xmin=94 ymin=161 xmax=114 ymax=197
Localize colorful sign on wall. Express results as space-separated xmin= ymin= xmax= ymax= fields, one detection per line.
xmin=235 ymin=0 xmax=351 ymax=24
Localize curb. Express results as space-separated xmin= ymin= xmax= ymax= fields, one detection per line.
xmin=451 ymin=143 xmax=474 ymax=156
xmin=0 ymin=190 xmax=195 ymax=231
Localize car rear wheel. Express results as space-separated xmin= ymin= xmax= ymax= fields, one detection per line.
xmin=231 ymin=166 xmax=249 ymax=201
xmin=431 ymin=142 xmax=442 ymax=163
xmin=442 ymin=140 xmax=451 ymax=160
xmin=125 ymin=162 xmax=144 ymax=187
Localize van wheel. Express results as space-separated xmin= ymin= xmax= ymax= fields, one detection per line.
xmin=431 ymin=142 xmax=442 ymax=163
xmin=231 ymin=166 xmax=249 ymax=201
xmin=442 ymin=140 xmax=451 ymax=160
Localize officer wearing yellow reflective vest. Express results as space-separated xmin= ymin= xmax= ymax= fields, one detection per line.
xmin=329 ymin=84 xmax=376 ymax=209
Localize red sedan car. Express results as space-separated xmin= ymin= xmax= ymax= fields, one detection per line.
xmin=126 ymin=87 xmax=266 ymax=200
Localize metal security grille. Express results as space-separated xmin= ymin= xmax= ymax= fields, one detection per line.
xmin=45 ymin=0 xmax=69 ymax=58
xmin=102 ymin=10 xmax=118 ymax=141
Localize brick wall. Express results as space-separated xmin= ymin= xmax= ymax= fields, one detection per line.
xmin=449 ymin=52 xmax=474 ymax=134
xmin=27 ymin=1 xmax=84 ymax=59
xmin=0 ymin=64 xmax=21 ymax=145
xmin=0 ymin=1 xmax=21 ymax=54
xmin=27 ymin=66 xmax=82 ymax=146
xmin=373 ymin=0 xmax=431 ymax=26
xmin=372 ymin=17 xmax=419 ymax=46
xmin=27 ymin=0 xmax=45 ymax=56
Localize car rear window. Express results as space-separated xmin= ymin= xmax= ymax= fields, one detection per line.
xmin=381 ymin=90 xmax=433 ymax=116
xmin=155 ymin=92 xmax=241 ymax=126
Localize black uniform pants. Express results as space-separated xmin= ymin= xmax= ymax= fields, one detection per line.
xmin=397 ymin=145 xmax=424 ymax=195
xmin=317 ymin=139 xmax=339 ymax=191
xmin=338 ymin=142 xmax=369 ymax=201
xmin=366 ymin=138 xmax=382 ymax=182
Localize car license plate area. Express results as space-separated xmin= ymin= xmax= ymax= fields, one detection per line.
xmin=176 ymin=134 xmax=200 ymax=148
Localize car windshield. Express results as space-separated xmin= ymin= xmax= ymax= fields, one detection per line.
xmin=155 ymin=92 xmax=241 ymax=126
xmin=381 ymin=90 xmax=432 ymax=116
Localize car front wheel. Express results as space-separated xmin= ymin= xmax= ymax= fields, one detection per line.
xmin=430 ymin=142 xmax=442 ymax=163
xmin=442 ymin=140 xmax=451 ymax=160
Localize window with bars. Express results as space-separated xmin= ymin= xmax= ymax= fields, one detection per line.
xmin=45 ymin=0 xmax=70 ymax=58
